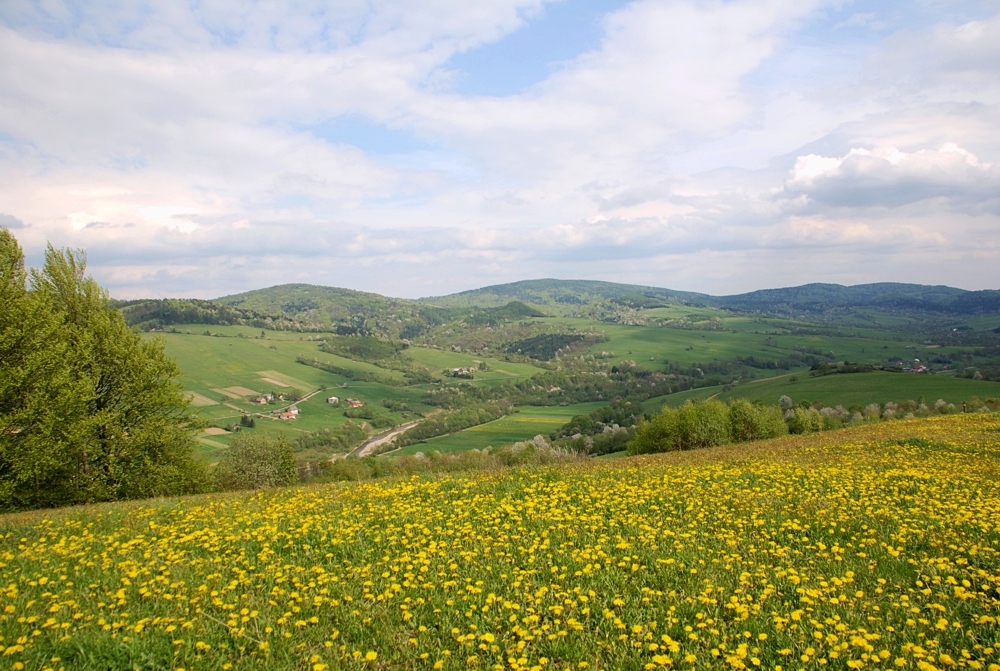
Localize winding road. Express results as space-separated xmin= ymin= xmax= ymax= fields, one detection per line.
xmin=342 ymin=419 xmax=423 ymax=459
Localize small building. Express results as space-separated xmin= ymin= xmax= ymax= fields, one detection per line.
xmin=327 ymin=396 xmax=340 ymax=405
xmin=288 ymin=405 xmax=300 ymax=416
xmin=346 ymin=398 xmax=364 ymax=408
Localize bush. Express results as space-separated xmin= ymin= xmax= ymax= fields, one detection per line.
xmin=214 ymin=433 xmax=298 ymax=491
xmin=677 ymin=400 xmax=731 ymax=449
xmin=728 ymin=399 xmax=788 ymax=442
xmin=788 ymin=406 xmax=823 ymax=434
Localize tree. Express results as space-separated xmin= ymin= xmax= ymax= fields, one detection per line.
xmin=0 ymin=231 xmax=88 ymax=509
xmin=0 ymin=231 xmax=208 ymax=511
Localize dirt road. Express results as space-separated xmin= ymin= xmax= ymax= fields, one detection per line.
xmin=343 ymin=419 xmax=423 ymax=459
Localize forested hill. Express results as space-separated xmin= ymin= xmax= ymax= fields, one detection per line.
xmin=420 ymin=278 xmax=711 ymax=313
xmin=116 ymin=279 xmax=1000 ymax=334
xmin=423 ymin=279 xmax=1000 ymax=318
xmin=718 ymin=282 xmax=1000 ymax=317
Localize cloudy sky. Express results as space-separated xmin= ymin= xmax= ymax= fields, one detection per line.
xmin=1 ymin=0 xmax=998 ymax=299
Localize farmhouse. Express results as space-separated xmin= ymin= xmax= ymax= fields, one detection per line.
xmin=288 ymin=405 xmax=299 ymax=416
xmin=451 ymin=367 xmax=474 ymax=378
xmin=327 ymin=396 xmax=340 ymax=405
xmin=346 ymin=398 xmax=364 ymax=408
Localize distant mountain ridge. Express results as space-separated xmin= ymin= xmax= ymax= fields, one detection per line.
xmin=116 ymin=278 xmax=1000 ymax=334
xmin=421 ymin=278 xmax=1000 ymax=317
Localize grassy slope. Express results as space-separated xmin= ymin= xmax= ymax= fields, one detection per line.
xmin=392 ymin=402 xmax=609 ymax=455
xmin=545 ymin=316 xmax=951 ymax=373
xmin=2 ymin=413 xmax=999 ymax=670
xmin=153 ymin=328 xmax=550 ymax=461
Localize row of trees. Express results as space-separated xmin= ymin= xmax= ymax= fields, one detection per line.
xmin=1 ymin=229 xmax=209 ymax=511
xmin=628 ymin=399 xmax=787 ymax=454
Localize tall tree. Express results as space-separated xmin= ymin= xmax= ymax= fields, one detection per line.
xmin=0 ymin=230 xmax=208 ymax=511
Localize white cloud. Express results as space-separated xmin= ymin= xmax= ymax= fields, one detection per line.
xmin=0 ymin=1 xmax=999 ymax=296
xmin=782 ymin=143 xmax=999 ymax=210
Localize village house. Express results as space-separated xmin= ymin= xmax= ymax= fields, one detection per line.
xmin=327 ymin=396 xmax=340 ymax=405
xmin=346 ymin=398 xmax=364 ymax=408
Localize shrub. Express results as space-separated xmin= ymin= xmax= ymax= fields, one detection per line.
xmin=788 ymin=406 xmax=823 ymax=434
xmin=214 ymin=433 xmax=298 ymax=491
xmin=728 ymin=399 xmax=788 ymax=442
xmin=677 ymin=400 xmax=731 ymax=449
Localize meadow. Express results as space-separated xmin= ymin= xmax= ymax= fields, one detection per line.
xmin=2 ymin=413 xmax=998 ymax=670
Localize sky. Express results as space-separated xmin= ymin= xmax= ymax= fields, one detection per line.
xmin=1 ymin=0 xmax=999 ymax=299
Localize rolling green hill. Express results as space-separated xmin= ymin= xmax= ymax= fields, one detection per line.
xmin=135 ymin=276 xmax=1000 ymax=463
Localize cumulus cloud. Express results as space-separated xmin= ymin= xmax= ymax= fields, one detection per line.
xmin=0 ymin=0 xmax=999 ymax=296
xmin=782 ymin=143 xmax=999 ymax=210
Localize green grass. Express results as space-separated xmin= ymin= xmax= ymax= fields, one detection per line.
xmin=537 ymin=314 xmax=982 ymax=376
xmin=392 ymin=402 xmax=609 ymax=455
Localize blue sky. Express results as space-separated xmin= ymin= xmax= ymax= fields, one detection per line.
xmin=1 ymin=0 xmax=998 ymax=298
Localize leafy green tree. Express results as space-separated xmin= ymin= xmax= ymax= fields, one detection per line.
xmin=0 ymin=232 xmax=208 ymax=511
xmin=0 ymin=232 xmax=89 ymax=509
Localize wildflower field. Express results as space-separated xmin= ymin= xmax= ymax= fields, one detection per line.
xmin=2 ymin=414 xmax=999 ymax=671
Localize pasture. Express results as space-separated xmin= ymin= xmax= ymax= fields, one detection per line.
xmin=1 ymin=413 xmax=998 ymax=670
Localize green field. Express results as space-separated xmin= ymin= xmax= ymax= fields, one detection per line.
xmin=545 ymin=315 xmax=946 ymax=373
xmin=392 ymin=402 xmax=608 ymax=454
xmin=150 ymin=329 xmax=439 ymax=460
xmin=647 ymin=371 xmax=1000 ymax=411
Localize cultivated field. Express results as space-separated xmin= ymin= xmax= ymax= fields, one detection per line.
xmin=2 ymin=413 xmax=998 ymax=670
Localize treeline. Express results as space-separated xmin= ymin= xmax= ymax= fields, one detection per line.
xmin=809 ymin=361 xmax=876 ymax=376
xmin=504 ymin=333 xmax=589 ymax=360
xmin=115 ymin=297 xmax=310 ymax=332
xmin=628 ymin=394 xmax=1000 ymax=456
xmin=423 ymin=366 xmax=705 ymax=410
xmin=318 ymin=337 xmax=438 ymax=384
xmin=296 ymin=355 xmax=406 ymax=386
xmin=293 ymin=421 xmax=371 ymax=462
xmin=546 ymin=398 xmax=643 ymax=455
xmin=1 ymin=230 xmax=208 ymax=511
xmin=629 ymin=399 xmax=787 ymax=454
xmin=307 ymin=440 xmax=576 ymax=484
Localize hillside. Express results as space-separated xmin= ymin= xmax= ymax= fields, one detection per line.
xmin=421 ymin=278 xmax=711 ymax=315
xmin=3 ymin=413 xmax=999 ymax=669
xmin=718 ymin=282 xmax=1000 ymax=318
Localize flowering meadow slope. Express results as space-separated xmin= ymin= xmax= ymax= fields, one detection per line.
xmin=1 ymin=414 xmax=999 ymax=670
